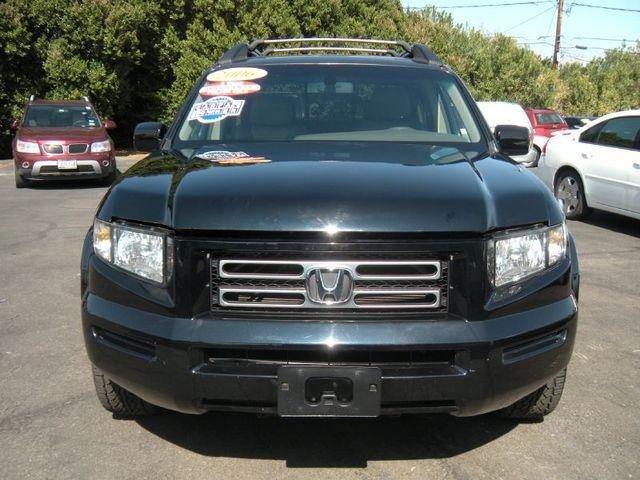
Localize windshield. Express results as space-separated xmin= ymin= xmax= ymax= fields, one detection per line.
xmin=175 ymin=64 xmax=486 ymax=155
xmin=23 ymin=105 xmax=101 ymax=128
xmin=535 ymin=112 xmax=565 ymax=126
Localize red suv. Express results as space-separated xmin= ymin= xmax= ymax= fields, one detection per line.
xmin=11 ymin=97 xmax=117 ymax=188
xmin=526 ymin=108 xmax=569 ymax=138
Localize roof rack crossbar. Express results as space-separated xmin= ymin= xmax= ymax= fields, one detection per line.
xmin=216 ymin=38 xmax=443 ymax=65
xmin=248 ymin=38 xmax=412 ymax=55
xmin=262 ymin=46 xmax=402 ymax=57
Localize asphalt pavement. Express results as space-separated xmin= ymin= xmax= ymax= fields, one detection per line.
xmin=0 ymin=158 xmax=638 ymax=479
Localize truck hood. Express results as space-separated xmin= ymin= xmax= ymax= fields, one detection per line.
xmin=98 ymin=142 xmax=562 ymax=234
xmin=17 ymin=127 xmax=107 ymax=142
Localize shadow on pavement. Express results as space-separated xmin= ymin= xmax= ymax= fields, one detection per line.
xmin=22 ymin=180 xmax=108 ymax=190
xmin=136 ymin=412 xmax=518 ymax=468
xmin=579 ymin=210 xmax=640 ymax=238
xmin=20 ymin=170 xmax=122 ymax=190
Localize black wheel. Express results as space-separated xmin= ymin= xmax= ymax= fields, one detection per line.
xmin=15 ymin=169 xmax=28 ymax=188
xmin=102 ymin=169 xmax=117 ymax=186
xmin=529 ymin=146 xmax=541 ymax=167
xmin=497 ymin=369 xmax=567 ymax=420
xmin=92 ymin=365 xmax=159 ymax=416
xmin=554 ymin=170 xmax=591 ymax=220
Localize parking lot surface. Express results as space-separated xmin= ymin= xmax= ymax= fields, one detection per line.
xmin=0 ymin=158 xmax=638 ymax=479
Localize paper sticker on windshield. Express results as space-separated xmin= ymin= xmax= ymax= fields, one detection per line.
xmin=196 ymin=150 xmax=270 ymax=165
xmin=188 ymin=96 xmax=245 ymax=123
xmin=206 ymin=67 xmax=268 ymax=82
xmin=199 ymin=81 xmax=261 ymax=97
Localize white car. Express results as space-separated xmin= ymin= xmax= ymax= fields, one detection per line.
xmin=538 ymin=110 xmax=640 ymax=220
xmin=477 ymin=101 xmax=538 ymax=166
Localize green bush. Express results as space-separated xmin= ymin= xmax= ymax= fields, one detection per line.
xmin=0 ymin=0 xmax=638 ymax=156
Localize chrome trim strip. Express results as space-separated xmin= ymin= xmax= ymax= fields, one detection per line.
xmin=218 ymin=260 xmax=441 ymax=281
xmin=218 ymin=287 xmax=441 ymax=310
xmin=352 ymin=289 xmax=440 ymax=309
xmin=32 ymin=160 xmax=101 ymax=176
xmin=219 ymin=287 xmax=307 ymax=308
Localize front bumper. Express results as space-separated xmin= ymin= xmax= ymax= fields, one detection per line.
xmin=83 ymin=292 xmax=577 ymax=417
xmin=511 ymin=147 xmax=539 ymax=166
xmin=15 ymin=154 xmax=115 ymax=181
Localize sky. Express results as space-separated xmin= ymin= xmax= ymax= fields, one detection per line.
xmin=400 ymin=0 xmax=640 ymax=63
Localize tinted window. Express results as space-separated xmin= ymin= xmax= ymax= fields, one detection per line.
xmin=535 ymin=113 xmax=565 ymax=125
xmin=176 ymin=65 xmax=484 ymax=151
xmin=596 ymin=117 xmax=640 ymax=150
xmin=579 ymin=123 xmax=603 ymax=144
xmin=23 ymin=105 xmax=101 ymax=128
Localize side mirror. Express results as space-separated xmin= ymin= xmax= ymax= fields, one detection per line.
xmin=103 ymin=119 xmax=117 ymax=130
xmin=133 ymin=122 xmax=167 ymax=152
xmin=494 ymin=125 xmax=530 ymax=157
xmin=10 ymin=119 xmax=20 ymax=131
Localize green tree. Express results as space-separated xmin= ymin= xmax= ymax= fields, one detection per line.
xmin=1 ymin=0 xmax=638 ymax=157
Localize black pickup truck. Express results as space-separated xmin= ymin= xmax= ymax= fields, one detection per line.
xmin=81 ymin=38 xmax=579 ymax=420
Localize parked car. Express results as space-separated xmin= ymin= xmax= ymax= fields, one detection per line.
xmin=477 ymin=101 xmax=538 ymax=166
xmin=526 ymin=108 xmax=569 ymax=156
xmin=539 ymin=109 xmax=640 ymax=220
xmin=564 ymin=115 xmax=596 ymax=130
xmin=11 ymin=96 xmax=117 ymax=188
xmin=81 ymin=38 xmax=579 ymax=421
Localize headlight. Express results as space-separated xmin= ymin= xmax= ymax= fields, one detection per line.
xmin=488 ymin=223 xmax=567 ymax=287
xmin=16 ymin=140 xmax=40 ymax=153
xmin=93 ymin=219 xmax=173 ymax=283
xmin=91 ymin=140 xmax=111 ymax=153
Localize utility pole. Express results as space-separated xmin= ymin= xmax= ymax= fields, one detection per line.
xmin=552 ymin=0 xmax=564 ymax=69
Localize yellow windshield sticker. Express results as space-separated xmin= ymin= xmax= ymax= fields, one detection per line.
xmin=206 ymin=67 xmax=268 ymax=82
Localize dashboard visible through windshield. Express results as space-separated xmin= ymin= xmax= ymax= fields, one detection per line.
xmin=23 ymin=105 xmax=101 ymax=128
xmin=174 ymin=64 xmax=487 ymax=157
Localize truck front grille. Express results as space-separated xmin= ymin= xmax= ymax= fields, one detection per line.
xmin=211 ymin=255 xmax=449 ymax=313
xmin=68 ymin=143 xmax=89 ymax=154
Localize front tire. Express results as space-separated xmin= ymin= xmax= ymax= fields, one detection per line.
xmin=497 ymin=368 xmax=567 ymax=420
xmin=15 ymin=169 xmax=28 ymax=188
xmin=554 ymin=170 xmax=591 ymax=220
xmin=101 ymin=169 xmax=117 ymax=186
xmin=529 ymin=146 xmax=541 ymax=168
xmin=92 ymin=365 xmax=159 ymax=416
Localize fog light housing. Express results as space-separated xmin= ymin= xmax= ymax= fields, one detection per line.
xmin=21 ymin=161 xmax=30 ymax=169
xmin=102 ymin=160 xmax=110 ymax=167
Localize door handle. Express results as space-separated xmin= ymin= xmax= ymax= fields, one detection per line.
xmin=633 ymin=163 xmax=640 ymax=170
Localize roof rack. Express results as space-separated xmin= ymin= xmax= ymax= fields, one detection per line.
xmin=250 ymin=38 xmax=411 ymax=57
xmin=217 ymin=38 xmax=442 ymax=65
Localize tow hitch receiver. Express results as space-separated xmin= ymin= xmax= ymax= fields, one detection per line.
xmin=277 ymin=366 xmax=381 ymax=417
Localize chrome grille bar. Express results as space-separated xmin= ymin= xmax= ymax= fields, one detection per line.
xmin=216 ymin=258 xmax=445 ymax=310
xmin=219 ymin=287 xmax=441 ymax=309
xmin=218 ymin=260 xmax=441 ymax=281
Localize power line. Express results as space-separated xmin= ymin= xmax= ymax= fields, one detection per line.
xmin=571 ymin=36 xmax=640 ymax=42
xmin=543 ymin=2 xmax=557 ymax=39
xmin=572 ymin=3 xmax=640 ymax=13
xmin=534 ymin=35 xmax=638 ymax=42
xmin=503 ymin=5 xmax=556 ymax=34
xmin=407 ymin=1 xmax=552 ymax=10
